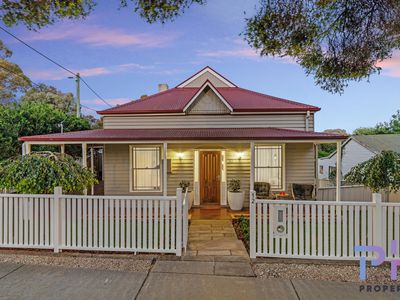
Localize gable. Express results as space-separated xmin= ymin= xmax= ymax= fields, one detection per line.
xmin=177 ymin=67 xmax=236 ymax=88
xmin=186 ymin=86 xmax=231 ymax=114
xmin=183 ymin=71 xmax=230 ymax=88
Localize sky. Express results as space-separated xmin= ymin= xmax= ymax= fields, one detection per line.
xmin=0 ymin=0 xmax=399 ymax=133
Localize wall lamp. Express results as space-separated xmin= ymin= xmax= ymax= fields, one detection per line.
xmin=237 ymin=152 xmax=244 ymax=160
xmin=177 ymin=152 xmax=184 ymax=160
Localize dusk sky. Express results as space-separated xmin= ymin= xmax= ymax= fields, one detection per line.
xmin=1 ymin=0 xmax=399 ymax=133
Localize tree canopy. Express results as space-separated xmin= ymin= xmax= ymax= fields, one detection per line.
xmin=0 ymin=0 xmax=204 ymax=29
xmin=0 ymin=40 xmax=31 ymax=103
xmin=353 ymin=110 xmax=400 ymax=135
xmin=2 ymin=1 xmax=400 ymax=93
xmin=0 ymin=101 xmax=91 ymax=160
xmin=244 ymin=0 xmax=400 ymax=94
xmin=0 ymin=152 xmax=98 ymax=194
xmin=345 ymin=150 xmax=400 ymax=193
xmin=21 ymin=84 xmax=76 ymax=113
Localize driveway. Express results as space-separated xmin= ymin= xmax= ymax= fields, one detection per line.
xmin=0 ymin=261 xmax=397 ymax=300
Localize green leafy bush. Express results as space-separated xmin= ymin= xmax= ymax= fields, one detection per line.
xmin=237 ymin=216 xmax=250 ymax=242
xmin=228 ymin=179 xmax=241 ymax=192
xmin=345 ymin=150 xmax=400 ymax=193
xmin=179 ymin=180 xmax=190 ymax=192
xmin=0 ymin=152 xmax=98 ymax=194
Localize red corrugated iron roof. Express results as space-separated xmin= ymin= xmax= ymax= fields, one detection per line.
xmin=98 ymin=87 xmax=320 ymax=115
xmin=19 ymin=128 xmax=345 ymax=142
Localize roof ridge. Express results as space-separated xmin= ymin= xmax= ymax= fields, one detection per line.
xmin=219 ymin=86 xmax=320 ymax=110
xmin=97 ymin=88 xmax=184 ymax=113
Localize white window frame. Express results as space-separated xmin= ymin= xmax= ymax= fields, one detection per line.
xmin=129 ymin=145 xmax=162 ymax=192
xmin=254 ymin=144 xmax=286 ymax=191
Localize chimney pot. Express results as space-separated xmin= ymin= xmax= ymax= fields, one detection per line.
xmin=158 ymin=83 xmax=169 ymax=92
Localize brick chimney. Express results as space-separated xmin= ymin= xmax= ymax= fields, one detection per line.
xmin=158 ymin=83 xmax=169 ymax=92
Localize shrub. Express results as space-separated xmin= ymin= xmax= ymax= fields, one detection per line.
xmin=0 ymin=152 xmax=98 ymax=194
xmin=228 ymin=179 xmax=241 ymax=192
xmin=179 ymin=180 xmax=190 ymax=192
xmin=345 ymin=150 xmax=400 ymax=193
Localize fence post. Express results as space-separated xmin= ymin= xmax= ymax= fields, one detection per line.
xmin=53 ymin=186 xmax=62 ymax=253
xmin=372 ymin=193 xmax=383 ymax=249
xmin=250 ymin=190 xmax=256 ymax=258
xmin=176 ymin=188 xmax=183 ymax=257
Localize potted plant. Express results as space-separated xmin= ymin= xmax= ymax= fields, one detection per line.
xmin=227 ymin=179 xmax=244 ymax=210
xmin=179 ymin=180 xmax=194 ymax=209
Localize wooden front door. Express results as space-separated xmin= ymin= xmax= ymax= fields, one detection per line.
xmin=200 ymin=151 xmax=221 ymax=204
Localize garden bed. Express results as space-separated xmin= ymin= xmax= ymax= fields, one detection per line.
xmin=232 ymin=216 xmax=250 ymax=253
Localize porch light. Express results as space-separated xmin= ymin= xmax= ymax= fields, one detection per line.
xmin=177 ymin=152 xmax=184 ymax=160
xmin=237 ymin=152 xmax=244 ymax=160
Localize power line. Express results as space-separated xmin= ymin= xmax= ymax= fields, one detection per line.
xmin=80 ymin=77 xmax=112 ymax=107
xmin=0 ymin=26 xmax=75 ymax=76
xmin=0 ymin=25 xmax=112 ymax=108
xmin=0 ymin=64 xmax=39 ymax=87
xmin=0 ymin=64 xmax=99 ymax=113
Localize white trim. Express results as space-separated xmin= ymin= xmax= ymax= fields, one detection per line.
xmin=129 ymin=145 xmax=163 ymax=193
xmin=177 ymin=67 xmax=236 ymax=88
xmin=336 ymin=141 xmax=342 ymax=202
xmin=182 ymin=81 xmax=233 ymax=113
xmin=23 ymin=139 xmax=346 ymax=146
xmin=254 ymin=143 xmax=286 ymax=192
xmin=101 ymin=111 xmax=313 ymax=117
xmin=163 ymin=143 xmax=167 ymax=196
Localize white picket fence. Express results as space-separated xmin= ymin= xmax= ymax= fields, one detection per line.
xmin=250 ymin=191 xmax=400 ymax=260
xmin=0 ymin=188 xmax=188 ymax=256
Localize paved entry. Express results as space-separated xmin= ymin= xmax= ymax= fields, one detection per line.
xmin=186 ymin=219 xmax=248 ymax=257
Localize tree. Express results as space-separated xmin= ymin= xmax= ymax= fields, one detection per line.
xmin=318 ymin=129 xmax=348 ymax=157
xmin=353 ymin=110 xmax=400 ymax=135
xmin=345 ymin=151 xmax=400 ymax=193
xmin=21 ymin=84 xmax=76 ymax=113
xmin=0 ymin=40 xmax=31 ymax=103
xmin=0 ymin=101 xmax=90 ymax=160
xmin=3 ymin=1 xmax=400 ymax=93
xmin=0 ymin=152 xmax=98 ymax=194
xmin=0 ymin=0 xmax=204 ymax=29
xmin=244 ymin=0 xmax=400 ymax=93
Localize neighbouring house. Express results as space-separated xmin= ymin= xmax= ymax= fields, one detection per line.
xmin=317 ymin=134 xmax=400 ymax=202
xmin=318 ymin=134 xmax=400 ymax=181
xmin=19 ymin=67 xmax=346 ymax=205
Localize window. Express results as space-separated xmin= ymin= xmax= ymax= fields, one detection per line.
xmin=255 ymin=145 xmax=284 ymax=190
xmin=319 ymin=165 xmax=324 ymax=174
xmin=130 ymin=146 xmax=161 ymax=191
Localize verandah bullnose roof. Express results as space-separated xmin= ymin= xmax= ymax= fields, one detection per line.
xmin=19 ymin=128 xmax=345 ymax=142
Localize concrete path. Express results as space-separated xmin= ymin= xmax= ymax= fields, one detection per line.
xmin=0 ymin=261 xmax=398 ymax=300
xmin=187 ymin=219 xmax=248 ymax=257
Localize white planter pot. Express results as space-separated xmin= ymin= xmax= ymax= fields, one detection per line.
xmin=228 ymin=191 xmax=244 ymax=211
xmin=188 ymin=191 xmax=194 ymax=210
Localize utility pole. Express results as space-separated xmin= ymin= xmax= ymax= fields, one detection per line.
xmin=76 ymin=72 xmax=81 ymax=117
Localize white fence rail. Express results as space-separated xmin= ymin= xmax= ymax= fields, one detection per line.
xmin=0 ymin=188 xmax=185 ymax=256
xmin=250 ymin=191 xmax=400 ymax=260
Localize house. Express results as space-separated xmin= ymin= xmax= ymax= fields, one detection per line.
xmin=318 ymin=134 xmax=400 ymax=181
xmin=19 ymin=67 xmax=346 ymax=205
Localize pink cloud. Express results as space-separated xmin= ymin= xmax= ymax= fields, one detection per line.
xmin=198 ymin=48 xmax=259 ymax=58
xmin=25 ymin=24 xmax=176 ymax=48
xmin=83 ymin=98 xmax=131 ymax=106
xmin=377 ymin=52 xmax=400 ymax=77
xmin=27 ymin=63 xmax=152 ymax=80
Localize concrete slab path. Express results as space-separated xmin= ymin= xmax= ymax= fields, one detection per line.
xmin=187 ymin=219 xmax=248 ymax=257
xmin=0 ymin=261 xmax=398 ymax=300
